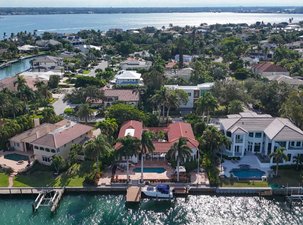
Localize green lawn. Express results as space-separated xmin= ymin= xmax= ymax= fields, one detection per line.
xmin=82 ymin=70 xmax=90 ymax=75
xmin=221 ymin=178 xmax=268 ymax=187
xmin=269 ymin=169 xmax=302 ymax=187
xmin=0 ymin=172 xmax=9 ymax=187
xmin=14 ymin=161 xmax=94 ymax=187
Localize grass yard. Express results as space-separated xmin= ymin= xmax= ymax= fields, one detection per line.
xmin=221 ymin=178 xmax=268 ymax=187
xmin=82 ymin=70 xmax=90 ymax=75
xmin=14 ymin=161 xmax=94 ymax=187
xmin=0 ymin=172 xmax=9 ymax=187
xmin=269 ymin=169 xmax=302 ymax=187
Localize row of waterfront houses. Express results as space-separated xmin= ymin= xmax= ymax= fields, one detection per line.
xmin=8 ymin=111 xmax=303 ymax=167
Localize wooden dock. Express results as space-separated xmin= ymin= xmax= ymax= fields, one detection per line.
xmin=126 ymin=186 xmax=141 ymax=203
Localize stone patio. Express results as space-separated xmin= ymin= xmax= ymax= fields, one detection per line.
xmin=0 ymin=151 xmax=33 ymax=173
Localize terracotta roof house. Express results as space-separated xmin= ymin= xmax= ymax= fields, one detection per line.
xmin=9 ymin=120 xmax=93 ymax=165
xmin=219 ymin=112 xmax=303 ymax=165
xmin=115 ymin=120 xmax=199 ymax=163
xmin=252 ymin=62 xmax=290 ymax=78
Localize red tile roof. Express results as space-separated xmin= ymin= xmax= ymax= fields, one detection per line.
xmin=116 ymin=120 xmax=199 ymax=153
xmin=252 ymin=62 xmax=288 ymax=73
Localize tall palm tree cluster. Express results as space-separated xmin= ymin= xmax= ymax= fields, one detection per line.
xmin=150 ymin=87 xmax=188 ymax=123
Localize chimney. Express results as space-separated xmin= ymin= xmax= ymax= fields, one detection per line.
xmin=34 ymin=118 xmax=40 ymax=127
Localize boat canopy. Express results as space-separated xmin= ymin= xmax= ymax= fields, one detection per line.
xmin=156 ymin=184 xmax=170 ymax=194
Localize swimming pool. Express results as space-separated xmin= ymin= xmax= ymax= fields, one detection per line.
xmin=4 ymin=153 xmax=29 ymax=162
xmin=230 ymin=168 xmax=265 ymax=180
xmin=133 ymin=167 xmax=166 ymax=173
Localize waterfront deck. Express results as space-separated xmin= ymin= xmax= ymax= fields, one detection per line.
xmin=126 ymin=186 xmax=141 ymax=203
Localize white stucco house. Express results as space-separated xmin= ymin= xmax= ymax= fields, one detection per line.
xmin=164 ymin=83 xmax=214 ymax=113
xmin=219 ymin=112 xmax=303 ymax=165
xmin=112 ymin=70 xmax=143 ymax=86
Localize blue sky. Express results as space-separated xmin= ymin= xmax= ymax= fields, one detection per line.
xmin=1 ymin=0 xmax=302 ymax=7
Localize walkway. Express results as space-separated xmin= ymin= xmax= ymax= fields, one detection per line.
xmin=87 ymin=61 xmax=108 ymax=77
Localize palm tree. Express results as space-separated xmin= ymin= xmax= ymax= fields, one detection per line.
xmin=150 ymin=87 xmax=170 ymax=122
xmin=96 ymin=118 xmax=118 ymax=143
xmin=270 ymin=147 xmax=288 ymax=176
xmin=14 ymin=75 xmax=27 ymax=93
xmin=77 ymin=104 xmax=94 ymax=124
xmin=196 ymin=92 xmax=218 ymax=119
xmin=165 ymin=89 xmax=188 ymax=123
xmin=34 ymin=80 xmax=51 ymax=99
xmin=116 ymin=135 xmax=141 ymax=183
xmin=140 ymin=131 xmax=155 ymax=183
xmin=167 ymin=137 xmax=192 ymax=182
xmin=293 ymin=154 xmax=303 ymax=170
xmin=84 ymin=134 xmax=112 ymax=172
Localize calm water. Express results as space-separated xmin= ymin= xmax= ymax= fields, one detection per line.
xmin=0 ymin=195 xmax=302 ymax=225
xmin=1 ymin=13 xmax=303 ymax=36
xmin=0 ymin=58 xmax=32 ymax=80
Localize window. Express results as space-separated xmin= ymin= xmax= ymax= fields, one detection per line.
xmin=254 ymin=143 xmax=261 ymax=152
xmin=57 ymin=149 xmax=60 ymax=153
xmin=188 ymin=92 xmax=192 ymax=97
xmin=235 ymin=135 xmax=243 ymax=143
xmin=287 ymin=154 xmax=291 ymax=162
xmin=42 ymin=156 xmax=51 ymax=162
xmin=226 ymin=131 xmax=231 ymax=137
xmin=249 ymin=132 xmax=254 ymax=137
xmin=290 ymin=141 xmax=295 ymax=147
xmin=296 ymin=142 xmax=301 ymax=147
xmin=34 ymin=146 xmax=39 ymax=150
xmin=255 ymin=133 xmax=262 ymax=138
xmin=39 ymin=147 xmax=44 ymax=151
xmin=235 ymin=146 xmax=240 ymax=153
xmin=51 ymin=149 xmax=56 ymax=153
xmin=45 ymin=148 xmax=50 ymax=152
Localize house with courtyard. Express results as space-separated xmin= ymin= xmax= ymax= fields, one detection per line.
xmin=115 ymin=120 xmax=199 ymax=163
xmin=9 ymin=120 xmax=93 ymax=165
xmin=219 ymin=112 xmax=303 ymax=165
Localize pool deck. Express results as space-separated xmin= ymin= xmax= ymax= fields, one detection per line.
xmin=98 ymin=160 xmax=209 ymax=186
xmin=0 ymin=151 xmax=33 ymax=173
xmin=222 ymin=154 xmax=271 ymax=178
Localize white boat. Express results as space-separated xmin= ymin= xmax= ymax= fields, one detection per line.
xmin=142 ymin=184 xmax=173 ymax=199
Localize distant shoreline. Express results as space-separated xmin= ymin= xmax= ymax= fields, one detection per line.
xmin=0 ymin=6 xmax=303 ymax=15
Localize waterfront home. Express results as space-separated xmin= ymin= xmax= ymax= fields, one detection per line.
xmin=63 ymin=36 xmax=85 ymax=46
xmin=219 ymin=112 xmax=303 ymax=165
xmin=31 ymin=56 xmax=64 ymax=73
xmin=9 ymin=120 xmax=93 ymax=165
xmin=120 ymin=57 xmax=152 ymax=71
xmin=115 ymin=120 xmax=199 ymax=163
xmin=164 ymin=83 xmax=214 ymax=114
xmin=17 ymin=45 xmax=38 ymax=53
xmin=35 ymin=39 xmax=62 ymax=50
xmin=252 ymin=62 xmax=290 ymax=78
xmin=0 ymin=76 xmax=44 ymax=92
xmin=112 ymin=70 xmax=143 ymax=86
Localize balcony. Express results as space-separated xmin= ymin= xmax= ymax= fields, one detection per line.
xmin=235 ymin=139 xmax=244 ymax=144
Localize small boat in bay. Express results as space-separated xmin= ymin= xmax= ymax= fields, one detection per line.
xmin=142 ymin=184 xmax=173 ymax=199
